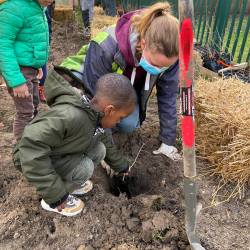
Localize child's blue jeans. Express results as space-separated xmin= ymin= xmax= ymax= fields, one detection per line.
xmin=61 ymin=142 xmax=106 ymax=193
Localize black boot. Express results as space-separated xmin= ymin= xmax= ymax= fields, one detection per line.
xmin=81 ymin=10 xmax=91 ymax=38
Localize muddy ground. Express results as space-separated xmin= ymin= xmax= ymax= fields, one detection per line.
xmin=0 ymin=19 xmax=249 ymax=250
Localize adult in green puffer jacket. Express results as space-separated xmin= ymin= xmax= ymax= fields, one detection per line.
xmin=14 ymin=71 xmax=136 ymax=216
xmin=0 ymin=0 xmax=52 ymax=140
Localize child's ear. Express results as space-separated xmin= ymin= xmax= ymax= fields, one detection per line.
xmin=103 ymin=105 xmax=115 ymax=116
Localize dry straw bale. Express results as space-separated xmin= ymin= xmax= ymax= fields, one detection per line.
xmin=195 ymin=77 xmax=250 ymax=197
xmin=91 ymin=7 xmax=117 ymax=38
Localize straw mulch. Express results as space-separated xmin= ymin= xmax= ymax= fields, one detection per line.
xmin=91 ymin=7 xmax=117 ymax=38
xmin=195 ymin=77 xmax=250 ymax=199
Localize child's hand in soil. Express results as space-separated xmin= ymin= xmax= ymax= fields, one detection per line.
xmin=101 ymin=160 xmax=115 ymax=177
xmin=13 ymin=83 xmax=29 ymax=98
xmin=101 ymin=160 xmax=130 ymax=177
xmin=119 ymin=165 xmax=130 ymax=175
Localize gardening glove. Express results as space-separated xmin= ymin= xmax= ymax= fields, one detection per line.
xmin=153 ymin=143 xmax=181 ymax=161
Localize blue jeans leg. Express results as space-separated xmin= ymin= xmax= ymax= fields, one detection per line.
xmin=64 ymin=142 xmax=106 ymax=192
xmin=116 ymin=104 xmax=140 ymax=134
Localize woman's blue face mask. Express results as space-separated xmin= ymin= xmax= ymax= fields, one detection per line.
xmin=139 ymin=56 xmax=169 ymax=75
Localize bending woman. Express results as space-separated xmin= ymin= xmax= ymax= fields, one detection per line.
xmin=56 ymin=2 xmax=181 ymax=161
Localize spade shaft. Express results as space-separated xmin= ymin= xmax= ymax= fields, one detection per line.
xmin=178 ymin=0 xmax=205 ymax=249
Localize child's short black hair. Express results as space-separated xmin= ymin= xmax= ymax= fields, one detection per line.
xmin=95 ymin=73 xmax=137 ymax=109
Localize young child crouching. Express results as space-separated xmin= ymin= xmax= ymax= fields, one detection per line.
xmin=14 ymin=70 xmax=136 ymax=216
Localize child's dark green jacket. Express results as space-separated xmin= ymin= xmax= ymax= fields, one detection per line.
xmin=14 ymin=69 xmax=128 ymax=206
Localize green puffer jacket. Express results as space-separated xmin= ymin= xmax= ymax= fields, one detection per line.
xmin=14 ymin=69 xmax=128 ymax=205
xmin=0 ymin=0 xmax=49 ymax=88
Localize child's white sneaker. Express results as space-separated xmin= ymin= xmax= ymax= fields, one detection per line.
xmin=71 ymin=180 xmax=93 ymax=195
xmin=41 ymin=195 xmax=84 ymax=217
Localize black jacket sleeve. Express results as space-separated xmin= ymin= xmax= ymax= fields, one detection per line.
xmin=156 ymin=61 xmax=179 ymax=146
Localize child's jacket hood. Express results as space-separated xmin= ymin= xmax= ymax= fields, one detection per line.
xmin=45 ymin=69 xmax=83 ymax=108
xmin=45 ymin=69 xmax=100 ymax=121
xmin=14 ymin=69 xmax=128 ymax=207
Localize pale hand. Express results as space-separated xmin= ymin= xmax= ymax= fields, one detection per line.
xmin=153 ymin=143 xmax=181 ymax=161
xmin=13 ymin=84 xmax=29 ymax=98
xmin=37 ymin=68 xmax=43 ymax=80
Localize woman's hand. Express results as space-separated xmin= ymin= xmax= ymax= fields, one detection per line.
xmin=153 ymin=143 xmax=181 ymax=161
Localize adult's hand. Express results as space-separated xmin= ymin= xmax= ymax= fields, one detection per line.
xmin=153 ymin=143 xmax=181 ymax=161
xmin=13 ymin=84 xmax=29 ymax=98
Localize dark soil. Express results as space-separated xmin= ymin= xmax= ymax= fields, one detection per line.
xmin=0 ymin=17 xmax=249 ymax=250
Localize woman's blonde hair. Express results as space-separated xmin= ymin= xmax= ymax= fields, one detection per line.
xmin=132 ymin=2 xmax=179 ymax=58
